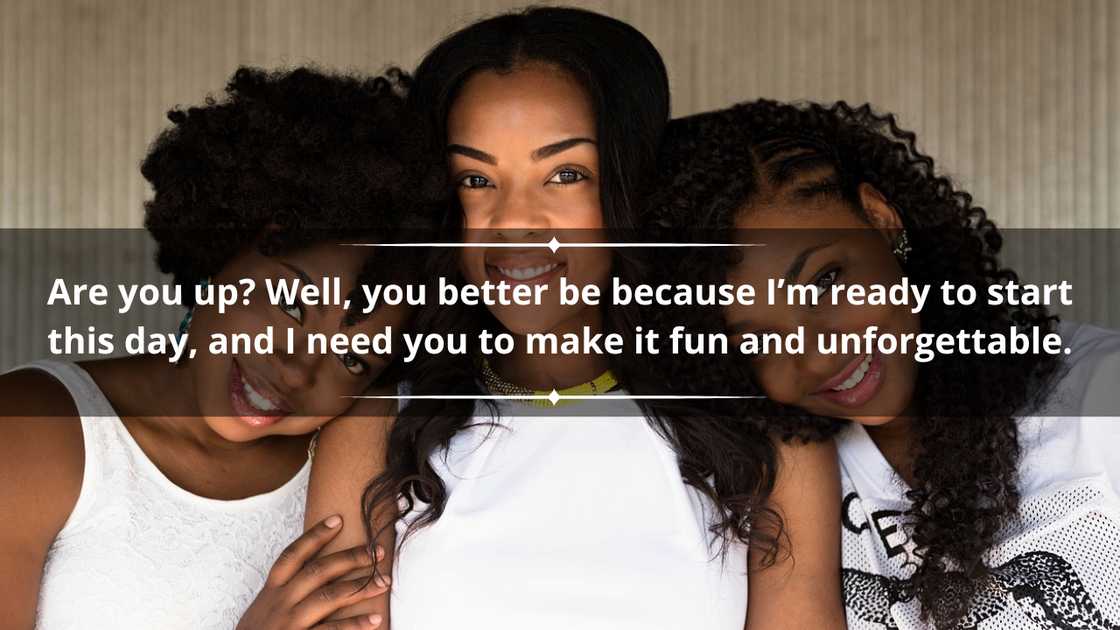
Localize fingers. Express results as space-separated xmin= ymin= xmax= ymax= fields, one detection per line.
xmin=292 ymin=574 xmax=390 ymax=627
xmin=285 ymin=544 xmax=384 ymax=604
xmin=312 ymin=613 xmax=384 ymax=630
xmin=267 ymin=515 xmax=345 ymax=587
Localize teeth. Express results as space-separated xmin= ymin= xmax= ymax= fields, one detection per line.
xmin=833 ymin=354 xmax=872 ymax=391
xmin=497 ymin=263 xmax=558 ymax=280
xmin=243 ymin=380 xmax=278 ymax=411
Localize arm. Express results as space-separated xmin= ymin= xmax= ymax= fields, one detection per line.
xmin=304 ymin=394 xmax=397 ymax=623
xmin=0 ymin=372 xmax=85 ymax=628
xmin=745 ymin=438 xmax=845 ymax=630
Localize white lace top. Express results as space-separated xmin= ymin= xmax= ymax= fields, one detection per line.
xmin=23 ymin=360 xmax=309 ymax=630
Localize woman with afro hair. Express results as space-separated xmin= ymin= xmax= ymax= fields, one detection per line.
xmin=645 ymin=99 xmax=1120 ymax=629
xmin=0 ymin=66 xmax=440 ymax=629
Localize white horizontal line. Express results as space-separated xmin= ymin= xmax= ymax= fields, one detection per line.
xmin=341 ymin=242 xmax=764 ymax=248
xmin=345 ymin=394 xmax=763 ymax=400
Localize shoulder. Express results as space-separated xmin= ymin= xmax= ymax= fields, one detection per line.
xmin=0 ymin=368 xmax=86 ymax=549
xmin=0 ymin=365 xmax=81 ymax=418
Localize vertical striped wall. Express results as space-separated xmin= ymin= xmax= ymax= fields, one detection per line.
xmin=1 ymin=0 xmax=1117 ymax=369
xmin=2 ymin=0 xmax=1116 ymax=229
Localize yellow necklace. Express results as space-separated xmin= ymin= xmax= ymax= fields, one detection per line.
xmin=480 ymin=359 xmax=618 ymax=408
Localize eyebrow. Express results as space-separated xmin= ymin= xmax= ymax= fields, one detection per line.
xmin=447 ymin=144 xmax=496 ymax=165
xmin=279 ymin=262 xmax=325 ymax=313
xmin=446 ymin=137 xmax=597 ymax=166
xmin=531 ymin=137 xmax=596 ymax=161
xmin=782 ymin=240 xmax=837 ymax=283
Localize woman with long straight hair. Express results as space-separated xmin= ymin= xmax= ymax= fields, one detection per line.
xmin=304 ymin=7 xmax=845 ymax=630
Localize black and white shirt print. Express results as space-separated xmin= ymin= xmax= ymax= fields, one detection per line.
xmin=838 ymin=322 xmax=1120 ymax=629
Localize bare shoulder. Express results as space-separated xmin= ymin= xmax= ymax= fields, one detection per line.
xmin=0 ymin=368 xmax=86 ymax=546
xmin=0 ymin=366 xmax=82 ymax=418
xmin=340 ymin=381 xmax=399 ymax=419
xmin=774 ymin=436 xmax=840 ymax=478
xmin=305 ymin=383 xmax=398 ymax=530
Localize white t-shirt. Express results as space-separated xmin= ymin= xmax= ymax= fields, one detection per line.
xmin=838 ymin=322 xmax=1120 ymax=629
xmin=389 ymin=394 xmax=749 ymax=630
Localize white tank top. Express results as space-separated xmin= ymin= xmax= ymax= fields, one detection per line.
xmin=20 ymin=360 xmax=309 ymax=630
xmin=389 ymin=394 xmax=749 ymax=630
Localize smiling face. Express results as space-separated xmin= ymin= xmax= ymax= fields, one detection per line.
xmin=184 ymin=241 xmax=409 ymax=442
xmin=447 ymin=62 xmax=612 ymax=336
xmin=723 ymin=182 xmax=921 ymax=425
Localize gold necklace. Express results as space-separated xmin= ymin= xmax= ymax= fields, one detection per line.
xmin=480 ymin=359 xmax=618 ymax=408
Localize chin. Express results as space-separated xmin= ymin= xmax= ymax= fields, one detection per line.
xmin=847 ymin=415 xmax=899 ymax=427
xmin=841 ymin=396 xmax=911 ymax=426
xmin=492 ymin=309 xmax=567 ymax=336
xmin=203 ymin=416 xmax=273 ymax=442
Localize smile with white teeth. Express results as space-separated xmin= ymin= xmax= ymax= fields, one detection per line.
xmin=243 ymin=379 xmax=279 ymax=412
xmin=496 ymin=263 xmax=559 ymax=280
xmin=832 ymin=354 xmax=872 ymax=391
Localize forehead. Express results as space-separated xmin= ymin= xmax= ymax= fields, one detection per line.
xmin=727 ymin=196 xmax=866 ymax=279
xmin=735 ymin=186 xmax=863 ymax=231
xmin=447 ymin=64 xmax=596 ymax=142
xmin=279 ymin=241 xmax=368 ymax=275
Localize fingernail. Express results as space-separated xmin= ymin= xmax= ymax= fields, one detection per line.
xmin=367 ymin=614 xmax=382 ymax=627
xmin=375 ymin=574 xmax=391 ymax=588
xmin=375 ymin=545 xmax=385 ymax=560
xmin=324 ymin=515 xmax=342 ymax=528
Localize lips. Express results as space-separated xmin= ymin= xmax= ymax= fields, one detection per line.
xmin=484 ymin=249 xmax=567 ymax=285
xmin=228 ymin=360 xmax=292 ymax=427
xmin=814 ymin=352 xmax=884 ymax=408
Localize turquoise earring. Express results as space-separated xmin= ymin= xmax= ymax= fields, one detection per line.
xmin=174 ymin=275 xmax=210 ymax=349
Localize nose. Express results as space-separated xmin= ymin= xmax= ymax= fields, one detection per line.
xmin=796 ymin=318 xmax=851 ymax=391
xmin=273 ymin=334 xmax=322 ymax=392
xmin=486 ymin=184 xmax=551 ymax=240
xmin=796 ymin=347 xmax=842 ymax=391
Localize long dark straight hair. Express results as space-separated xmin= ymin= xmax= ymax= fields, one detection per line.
xmin=363 ymin=6 xmax=782 ymax=571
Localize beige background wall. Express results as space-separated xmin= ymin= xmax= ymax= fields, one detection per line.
xmin=2 ymin=0 xmax=1118 ymax=229
xmin=1 ymin=0 xmax=1117 ymax=368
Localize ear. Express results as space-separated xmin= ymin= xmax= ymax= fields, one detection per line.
xmin=857 ymin=183 xmax=903 ymax=245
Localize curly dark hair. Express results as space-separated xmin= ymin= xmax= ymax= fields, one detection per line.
xmin=140 ymin=65 xmax=444 ymax=316
xmin=360 ymin=6 xmax=789 ymax=575
xmin=645 ymin=99 xmax=1063 ymax=626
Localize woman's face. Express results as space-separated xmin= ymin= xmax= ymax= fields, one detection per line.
xmin=186 ymin=242 xmax=409 ymax=442
xmin=447 ymin=62 xmax=612 ymax=335
xmin=722 ymin=184 xmax=921 ymax=425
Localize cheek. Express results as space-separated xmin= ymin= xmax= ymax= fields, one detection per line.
xmin=825 ymin=302 xmax=899 ymax=334
xmin=554 ymin=188 xmax=604 ymax=230
xmin=459 ymin=251 xmax=486 ymax=283
xmin=570 ymin=249 xmax=612 ymax=286
xmin=459 ymin=196 xmax=490 ymax=230
xmin=751 ymin=358 xmax=800 ymax=405
xmin=290 ymin=371 xmax=371 ymax=418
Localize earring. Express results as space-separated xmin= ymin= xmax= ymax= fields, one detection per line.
xmin=175 ymin=277 xmax=210 ymax=365
xmin=892 ymin=230 xmax=912 ymax=264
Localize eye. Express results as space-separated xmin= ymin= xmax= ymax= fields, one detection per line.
xmin=278 ymin=299 xmax=304 ymax=324
xmin=809 ymin=268 xmax=840 ymax=305
xmin=337 ymin=351 xmax=369 ymax=376
xmin=458 ymin=174 xmax=493 ymax=189
xmin=547 ymin=168 xmax=588 ymax=186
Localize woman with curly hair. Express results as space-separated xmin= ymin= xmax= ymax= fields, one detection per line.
xmin=0 ymin=66 xmax=439 ymax=629
xmin=305 ymin=7 xmax=845 ymax=630
xmin=647 ymin=99 xmax=1120 ymax=629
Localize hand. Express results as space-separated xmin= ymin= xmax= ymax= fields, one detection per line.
xmin=237 ymin=515 xmax=390 ymax=630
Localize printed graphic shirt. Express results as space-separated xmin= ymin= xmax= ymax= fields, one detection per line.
xmin=838 ymin=322 xmax=1120 ymax=629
